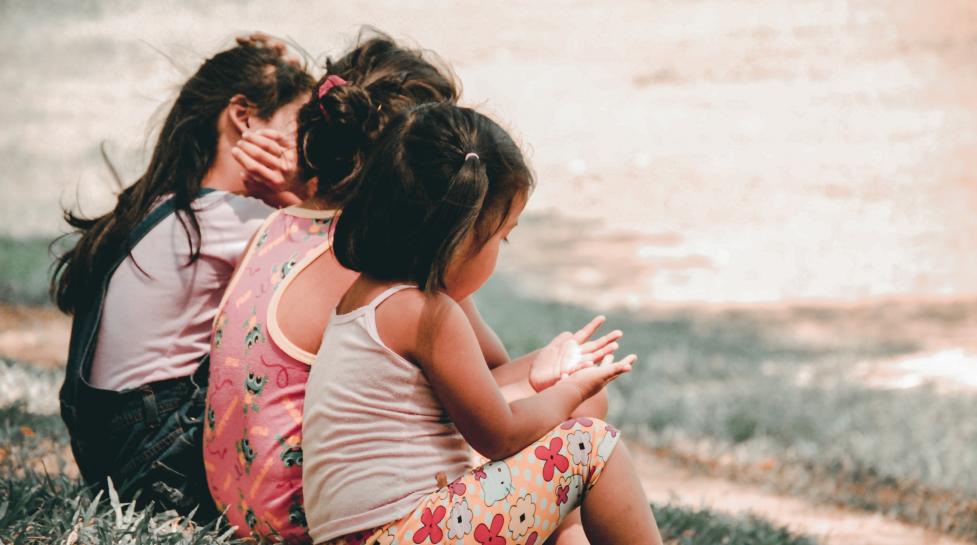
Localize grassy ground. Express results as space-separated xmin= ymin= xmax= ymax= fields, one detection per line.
xmin=471 ymin=277 xmax=977 ymax=539
xmin=5 ymin=231 xmax=977 ymax=539
xmin=0 ymin=235 xmax=817 ymax=543
xmin=0 ymin=400 xmax=814 ymax=545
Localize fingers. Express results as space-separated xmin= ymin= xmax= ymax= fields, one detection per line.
xmin=237 ymin=139 xmax=289 ymax=176
xmin=579 ymin=329 xmax=622 ymax=354
xmin=614 ymin=354 xmax=637 ymax=370
xmin=245 ymin=128 xmax=295 ymax=151
xmin=581 ymin=342 xmax=618 ymax=363
xmin=572 ymin=315 xmax=606 ymax=343
xmin=232 ymin=146 xmax=285 ymax=188
xmin=597 ymin=354 xmax=635 ymax=382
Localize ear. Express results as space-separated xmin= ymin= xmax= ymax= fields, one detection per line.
xmin=303 ymin=177 xmax=319 ymax=199
xmin=226 ymin=94 xmax=253 ymax=137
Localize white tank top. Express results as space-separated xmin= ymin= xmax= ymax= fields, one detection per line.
xmin=303 ymin=285 xmax=471 ymax=542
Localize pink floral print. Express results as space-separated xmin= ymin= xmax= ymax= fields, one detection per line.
xmin=324 ymin=419 xmax=620 ymax=545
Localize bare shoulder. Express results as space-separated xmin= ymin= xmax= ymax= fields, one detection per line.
xmin=375 ymin=289 xmax=467 ymax=360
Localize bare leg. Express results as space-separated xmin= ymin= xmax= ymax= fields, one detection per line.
xmin=581 ymin=441 xmax=663 ymax=545
xmin=544 ymin=510 xmax=587 ymax=545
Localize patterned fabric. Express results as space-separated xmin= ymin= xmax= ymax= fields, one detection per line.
xmin=324 ymin=418 xmax=621 ymax=545
xmin=203 ymin=207 xmax=336 ymax=543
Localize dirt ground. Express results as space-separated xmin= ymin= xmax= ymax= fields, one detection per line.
xmin=0 ymin=305 xmax=69 ymax=368
xmin=3 ymin=0 xmax=977 ymax=305
xmin=630 ymin=444 xmax=971 ymax=545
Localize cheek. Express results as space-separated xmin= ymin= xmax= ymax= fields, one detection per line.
xmin=474 ymin=243 xmax=501 ymax=281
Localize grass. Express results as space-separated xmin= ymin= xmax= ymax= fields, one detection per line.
xmin=472 ymin=277 xmax=977 ymax=539
xmin=0 ymin=236 xmax=66 ymax=307
xmin=5 ymin=234 xmax=977 ymax=540
xmin=0 ymin=400 xmax=815 ymax=544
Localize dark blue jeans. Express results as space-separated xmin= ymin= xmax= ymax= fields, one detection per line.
xmin=64 ymin=360 xmax=219 ymax=522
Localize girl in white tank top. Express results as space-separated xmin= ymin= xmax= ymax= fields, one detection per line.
xmin=303 ymin=104 xmax=663 ymax=545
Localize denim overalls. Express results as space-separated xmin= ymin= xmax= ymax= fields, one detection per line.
xmin=59 ymin=190 xmax=219 ymax=522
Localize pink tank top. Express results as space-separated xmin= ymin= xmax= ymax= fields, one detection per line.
xmin=203 ymin=206 xmax=338 ymax=543
xmin=302 ymin=285 xmax=471 ymax=543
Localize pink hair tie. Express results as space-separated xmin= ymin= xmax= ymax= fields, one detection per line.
xmin=317 ymin=74 xmax=347 ymax=118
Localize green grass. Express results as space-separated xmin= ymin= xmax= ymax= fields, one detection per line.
xmin=0 ymin=401 xmax=815 ymax=544
xmin=0 ymin=236 xmax=64 ymax=306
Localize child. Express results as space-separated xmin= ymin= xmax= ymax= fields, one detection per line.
xmin=203 ymin=33 xmax=459 ymax=542
xmin=51 ymin=35 xmax=314 ymax=520
xmin=208 ymin=32 xmax=619 ymax=543
xmin=303 ymin=103 xmax=664 ymax=544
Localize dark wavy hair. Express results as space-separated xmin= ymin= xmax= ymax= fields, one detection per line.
xmin=332 ymin=103 xmax=534 ymax=292
xmin=295 ymin=29 xmax=459 ymax=205
xmin=51 ymin=40 xmax=314 ymax=314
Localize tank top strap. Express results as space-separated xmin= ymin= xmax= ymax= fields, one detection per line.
xmin=366 ymin=284 xmax=417 ymax=312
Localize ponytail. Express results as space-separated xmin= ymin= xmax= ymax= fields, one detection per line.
xmin=332 ymin=103 xmax=534 ymax=292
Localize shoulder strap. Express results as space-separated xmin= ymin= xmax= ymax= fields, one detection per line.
xmin=61 ymin=188 xmax=218 ymax=411
xmin=125 ymin=187 xmax=217 ymax=247
xmin=367 ymin=284 xmax=417 ymax=311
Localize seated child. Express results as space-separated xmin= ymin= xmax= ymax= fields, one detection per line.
xmin=303 ymin=103 xmax=664 ymax=545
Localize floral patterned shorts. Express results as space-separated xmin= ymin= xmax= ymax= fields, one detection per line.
xmin=326 ymin=418 xmax=621 ymax=545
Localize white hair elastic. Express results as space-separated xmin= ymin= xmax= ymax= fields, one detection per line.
xmin=464 ymin=152 xmax=480 ymax=161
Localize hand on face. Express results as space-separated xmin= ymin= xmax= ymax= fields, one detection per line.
xmin=232 ymin=128 xmax=311 ymax=207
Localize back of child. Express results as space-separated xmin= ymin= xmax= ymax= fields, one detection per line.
xmin=203 ymin=33 xmax=459 ymax=543
xmin=51 ymin=37 xmax=313 ymax=521
xmin=304 ymin=103 xmax=664 ymax=544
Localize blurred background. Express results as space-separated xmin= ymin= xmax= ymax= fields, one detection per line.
xmin=1 ymin=1 xmax=975 ymax=544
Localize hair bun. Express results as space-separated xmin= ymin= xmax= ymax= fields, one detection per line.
xmin=317 ymin=82 xmax=377 ymax=138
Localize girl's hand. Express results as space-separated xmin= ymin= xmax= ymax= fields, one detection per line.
xmin=232 ymin=129 xmax=309 ymax=207
xmin=563 ymin=353 xmax=636 ymax=401
xmin=572 ymin=315 xmax=623 ymax=369
xmin=528 ymin=316 xmax=623 ymax=392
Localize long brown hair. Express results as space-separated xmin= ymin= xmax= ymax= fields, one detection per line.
xmin=51 ymin=41 xmax=314 ymax=314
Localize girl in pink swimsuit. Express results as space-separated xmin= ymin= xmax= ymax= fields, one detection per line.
xmin=203 ymin=33 xmax=459 ymax=543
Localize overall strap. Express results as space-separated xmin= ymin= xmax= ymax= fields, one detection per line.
xmin=60 ymin=189 xmax=217 ymax=428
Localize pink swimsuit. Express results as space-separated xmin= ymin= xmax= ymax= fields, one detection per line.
xmin=203 ymin=206 xmax=341 ymax=543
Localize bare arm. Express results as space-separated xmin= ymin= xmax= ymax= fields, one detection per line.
xmin=381 ymin=292 xmax=632 ymax=461
xmin=458 ymin=296 xmax=510 ymax=368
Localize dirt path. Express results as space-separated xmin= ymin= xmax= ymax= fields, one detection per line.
xmin=629 ymin=443 xmax=969 ymax=545
xmin=0 ymin=305 xmax=70 ymax=368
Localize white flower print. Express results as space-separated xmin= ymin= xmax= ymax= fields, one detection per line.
xmin=447 ymin=498 xmax=474 ymax=539
xmin=508 ymin=494 xmax=537 ymax=539
xmin=565 ymin=429 xmax=592 ymax=465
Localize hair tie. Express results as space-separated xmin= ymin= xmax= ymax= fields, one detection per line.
xmin=464 ymin=152 xmax=479 ymax=161
xmin=317 ymin=75 xmax=347 ymax=117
